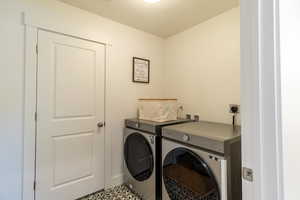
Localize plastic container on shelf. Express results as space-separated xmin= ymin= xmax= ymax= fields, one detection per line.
xmin=138 ymin=99 xmax=179 ymax=122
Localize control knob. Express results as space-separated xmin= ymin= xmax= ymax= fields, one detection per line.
xmin=182 ymin=134 xmax=190 ymax=142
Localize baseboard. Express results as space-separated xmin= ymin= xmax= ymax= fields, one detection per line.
xmin=105 ymin=173 xmax=124 ymax=189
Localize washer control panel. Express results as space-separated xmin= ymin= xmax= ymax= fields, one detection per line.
xmin=182 ymin=134 xmax=190 ymax=142
xmin=149 ymin=136 xmax=155 ymax=144
xmin=208 ymin=155 xmax=219 ymax=162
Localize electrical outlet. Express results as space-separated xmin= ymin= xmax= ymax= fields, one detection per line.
xmin=229 ymin=104 xmax=240 ymax=114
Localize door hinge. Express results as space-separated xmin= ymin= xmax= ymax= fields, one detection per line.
xmin=33 ymin=181 xmax=36 ymax=190
xmin=242 ymin=167 xmax=254 ymax=182
xmin=34 ymin=112 xmax=37 ymax=121
xmin=36 ymin=44 xmax=38 ymax=54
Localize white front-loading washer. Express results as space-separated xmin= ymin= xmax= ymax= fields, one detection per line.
xmin=124 ymin=128 xmax=156 ymax=200
xmin=161 ymin=121 xmax=241 ymax=200
xmin=162 ymin=138 xmax=226 ymax=200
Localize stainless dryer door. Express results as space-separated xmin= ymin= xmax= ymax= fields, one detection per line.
xmin=162 ymin=139 xmax=227 ymax=200
xmin=124 ymin=128 xmax=156 ymax=200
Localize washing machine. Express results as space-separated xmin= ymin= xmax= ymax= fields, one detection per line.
xmin=124 ymin=118 xmax=190 ymax=200
xmin=161 ymin=121 xmax=241 ymax=200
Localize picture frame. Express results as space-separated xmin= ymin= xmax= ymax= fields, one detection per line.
xmin=133 ymin=57 xmax=150 ymax=83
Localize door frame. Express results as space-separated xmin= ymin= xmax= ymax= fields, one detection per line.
xmin=240 ymin=0 xmax=283 ymax=200
xmin=23 ymin=20 xmax=113 ymax=200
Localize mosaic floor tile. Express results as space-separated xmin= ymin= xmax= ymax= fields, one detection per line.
xmin=78 ymin=185 xmax=142 ymax=200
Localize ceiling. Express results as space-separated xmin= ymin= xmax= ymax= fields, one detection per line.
xmin=59 ymin=0 xmax=239 ymax=38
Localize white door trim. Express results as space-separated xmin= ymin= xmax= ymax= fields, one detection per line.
xmin=23 ymin=13 xmax=112 ymax=46
xmin=23 ymin=22 xmax=112 ymax=200
xmin=23 ymin=25 xmax=38 ymax=200
xmin=240 ymin=0 xmax=284 ymax=200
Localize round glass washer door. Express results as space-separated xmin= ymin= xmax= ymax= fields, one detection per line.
xmin=163 ymin=147 xmax=220 ymax=200
xmin=124 ymin=133 xmax=154 ymax=182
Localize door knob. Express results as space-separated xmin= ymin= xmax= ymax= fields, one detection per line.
xmin=97 ymin=122 xmax=105 ymax=128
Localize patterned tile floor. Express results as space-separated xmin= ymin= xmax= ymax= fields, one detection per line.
xmin=164 ymin=177 xmax=218 ymax=200
xmin=78 ymin=185 xmax=141 ymax=200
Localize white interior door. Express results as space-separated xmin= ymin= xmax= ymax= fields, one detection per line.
xmin=35 ymin=30 xmax=105 ymax=200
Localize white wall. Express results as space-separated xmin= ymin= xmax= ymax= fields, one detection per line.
xmin=164 ymin=7 xmax=240 ymax=124
xmin=0 ymin=0 xmax=165 ymax=199
xmin=279 ymin=0 xmax=300 ymax=200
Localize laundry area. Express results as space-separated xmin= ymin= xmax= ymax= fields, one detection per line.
xmin=1 ymin=0 xmax=252 ymax=200
xmin=123 ymin=101 xmax=241 ymax=200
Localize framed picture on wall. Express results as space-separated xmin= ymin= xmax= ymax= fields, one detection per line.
xmin=133 ymin=57 xmax=150 ymax=83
